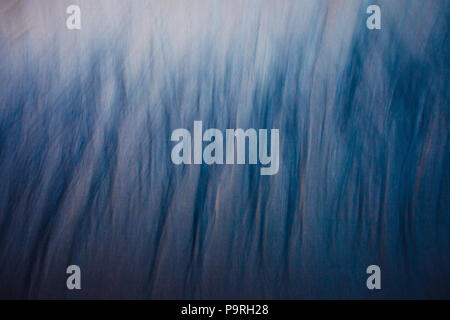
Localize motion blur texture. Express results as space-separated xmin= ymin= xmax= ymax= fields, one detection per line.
xmin=0 ymin=0 xmax=448 ymax=299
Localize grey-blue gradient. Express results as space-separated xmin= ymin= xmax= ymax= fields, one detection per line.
xmin=0 ymin=0 xmax=448 ymax=299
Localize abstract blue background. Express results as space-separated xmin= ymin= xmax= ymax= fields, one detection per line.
xmin=0 ymin=0 xmax=448 ymax=299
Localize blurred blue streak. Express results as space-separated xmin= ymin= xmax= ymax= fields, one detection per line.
xmin=0 ymin=0 xmax=448 ymax=298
